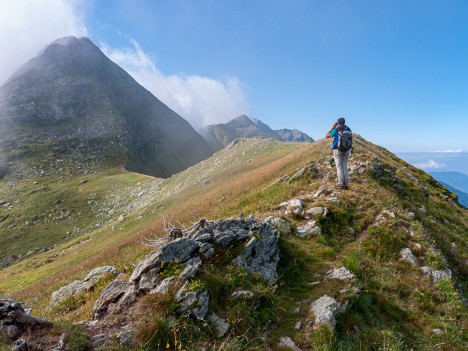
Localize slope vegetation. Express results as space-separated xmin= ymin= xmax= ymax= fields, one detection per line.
xmin=1 ymin=136 xmax=467 ymax=351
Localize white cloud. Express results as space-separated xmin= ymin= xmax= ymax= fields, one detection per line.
xmin=414 ymin=159 xmax=446 ymax=170
xmin=0 ymin=0 xmax=87 ymax=85
xmin=101 ymin=40 xmax=250 ymax=128
xmin=434 ymin=149 xmax=464 ymax=153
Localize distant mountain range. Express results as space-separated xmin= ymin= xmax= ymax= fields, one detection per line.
xmin=429 ymin=171 xmax=468 ymax=208
xmin=200 ymin=115 xmax=314 ymax=152
xmin=0 ymin=36 xmax=212 ymax=178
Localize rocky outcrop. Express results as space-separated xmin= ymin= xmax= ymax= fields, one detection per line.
xmin=50 ymin=266 xmax=118 ymax=306
xmin=91 ymin=218 xmax=281 ymax=320
xmin=0 ymin=298 xmax=52 ymax=346
xmin=310 ymin=295 xmax=341 ymax=328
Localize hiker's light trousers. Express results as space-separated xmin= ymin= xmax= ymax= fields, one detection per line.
xmin=333 ymin=149 xmax=351 ymax=187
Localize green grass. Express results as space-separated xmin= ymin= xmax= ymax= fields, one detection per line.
xmin=0 ymin=136 xmax=467 ymax=350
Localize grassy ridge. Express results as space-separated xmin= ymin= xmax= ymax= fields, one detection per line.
xmin=1 ymin=136 xmax=467 ymax=350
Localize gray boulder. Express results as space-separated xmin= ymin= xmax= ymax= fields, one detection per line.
xmin=50 ymin=266 xmax=118 ymax=306
xmin=179 ymin=257 xmax=202 ymax=280
xmin=399 ymin=248 xmax=419 ymax=265
xmin=297 ymin=220 xmax=321 ymax=237
xmin=310 ymin=295 xmax=341 ymax=328
xmin=232 ymin=223 xmax=280 ymax=283
xmin=93 ymin=280 xmax=134 ymax=319
xmin=264 ymin=216 xmax=292 ymax=235
xmin=208 ymin=313 xmax=230 ymax=338
xmin=82 ymin=266 xmax=118 ymax=288
xmin=421 ymin=266 xmax=452 ymax=282
xmin=137 ymin=268 xmax=162 ymax=293
xmin=150 ymin=277 xmax=175 ymax=295
xmin=324 ymin=267 xmax=355 ymax=281
xmin=50 ymin=280 xmax=83 ymax=306
xmin=175 ymin=282 xmax=209 ymax=320
xmin=130 ymin=238 xmax=199 ymax=282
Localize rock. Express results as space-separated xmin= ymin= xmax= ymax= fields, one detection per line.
xmin=279 ymin=199 xmax=303 ymax=213
xmin=307 ymin=207 xmax=324 ymax=216
xmin=0 ymin=324 xmax=20 ymax=342
xmin=288 ymin=168 xmax=306 ymax=182
xmin=179 ymin=257 xmax=202 ymax=280
xmin=130 ymin=238 xmax=199 ymax=282
xmin=13 ymin=339 xmax=28 ymax=351
xmin=399 ymin=248 xmax=419 ymax=265
xmin=93 ymin=280 xmax=134 ymax=319
xmin=150 ymin=277 xmax=175 ymax=295
xmin=312 ymin=188 xmax=331 ymax=199
xmin=324 ymin=267 xmax=355 ymax=281
xmin=278 ymin=336 xmax=302 ymax=351
xmin=296 ymin=220 xmax=321 ymax=237
xmin=432 ymin=328 xmax=443 ymax=335
xmin=231 ymin=290 xmax=254 ymax=299
xmin=232 ymin=223 xmax=280 ymax=283
xmin=50 ymin=280 xmax=83 ymax=306
xmin=310 ymin=295 xmax=341 ymax=328
xmin=208 ymin=313 xmax=230 ymax=338
xmin=50 ymin=266 xmax=118 ymax=306
xmin=82 ymin=266 xmax=118 ymax=287
xmin=176 ymin=282 xmax=209 ymax=320
xmin=137 ymin=268 xmax=162 ymax=293
xmin=421 ymin=267 xmax=452 ymax=282
xmin=264 ymin=217 xmax=292 ymax=235
xmin=326 ymin=197 xmax=340 ymax=204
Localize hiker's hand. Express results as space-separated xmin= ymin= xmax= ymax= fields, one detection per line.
xmin=331 ymin=122 xmax=338 ymax=129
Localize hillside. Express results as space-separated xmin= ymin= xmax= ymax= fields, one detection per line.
xmin=439 ymin=182 xmax=468 ymax=208
xmin=0 ymin=136 xmax=467 ymax=351
xmin=201 ymin=115 xmax=314 ymax=152
xmin=0 ymin=36 xmax=212 ymax=180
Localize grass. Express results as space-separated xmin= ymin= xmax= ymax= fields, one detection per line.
xmin=0 ymin=136 xmax=467 ymax=350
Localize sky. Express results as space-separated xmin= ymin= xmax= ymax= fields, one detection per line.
xmin=1 ymin=0 xmax=468 ymax=154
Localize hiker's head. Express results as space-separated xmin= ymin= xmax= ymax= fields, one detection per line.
xmin=337 ymin=117 xmax=345 ymax=125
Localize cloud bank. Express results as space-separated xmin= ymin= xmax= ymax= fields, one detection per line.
xmin=101 ymin=40 xmax=250 ymax=128
xmin=414 ymin=159 xmax=446 ymax=170
xmin=434 ymin=149 xmax=464 ymax=153
xmin=0 ymin=0 xmax=87 ymax=85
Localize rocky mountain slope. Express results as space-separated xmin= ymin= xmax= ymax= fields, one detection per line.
xmin=1 ymin=136 xmax=466 ymax=350
xmin=200 ymin=115 xmax=314 ymax=151
xmin=0 ymin=36 xmax=212 ymax=179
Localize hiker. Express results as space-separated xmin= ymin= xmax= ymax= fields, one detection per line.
xmin=326 ymin=117 xmax=353 ymax=189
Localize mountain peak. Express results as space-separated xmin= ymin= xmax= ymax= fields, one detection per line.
xmin=201 ymin=116 xmax=314 ymax=152
xmin=0 ymin=36 xmax=212 ymax=178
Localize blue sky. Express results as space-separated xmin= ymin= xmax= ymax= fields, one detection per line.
xmin=1 ymin=0 xmax=468 ymax=153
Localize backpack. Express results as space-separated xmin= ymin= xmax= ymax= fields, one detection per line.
xmin=337 ymin=125 xmax=352 ymax=152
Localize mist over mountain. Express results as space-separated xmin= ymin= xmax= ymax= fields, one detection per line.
xmin=200 ymin=115 xmax=314 ymax=152
xmin=0 ymin=36 xmax=212 ymax=178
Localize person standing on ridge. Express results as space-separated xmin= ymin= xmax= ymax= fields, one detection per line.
xmin=326 ymin=117 xmax=353 ymax=189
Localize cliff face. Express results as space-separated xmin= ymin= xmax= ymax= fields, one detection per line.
xmin=0 ymin=36 xmax=212 ymax=178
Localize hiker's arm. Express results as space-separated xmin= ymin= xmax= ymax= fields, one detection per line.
xmin=326 ymin=122 xmax=338 ymax=138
